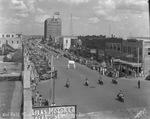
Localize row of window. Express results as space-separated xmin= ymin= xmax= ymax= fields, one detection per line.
xmin=123 ymin=46 xmax=142 ymax=55
xmin=0 ymin=40 xmax=19 ymax=44
xmin=2 ymin=34 xmax=15 ymax=38
xmin=106 ymin=43 xmax=121 ymax=51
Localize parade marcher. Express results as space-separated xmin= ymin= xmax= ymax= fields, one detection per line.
xmin=66 ymin=79 xmax=70 ymax=88
xmin=35 ymin=91 xmax=40 ymax=105
xmin=3 ymin=66 xmax=7 ymax=74
xmin=85 ymin=77 xmax=89 ymax=86
xmin=39 ymin=95 xmax=43 ymax=106
xmin=138 ymin=80 xmax=140 ymax=89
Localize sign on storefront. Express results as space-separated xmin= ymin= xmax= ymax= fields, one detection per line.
xmin=32 ymin=105 xmax=77 ymax=119
xmin=90 ymin=49 xmax=96 ymax=54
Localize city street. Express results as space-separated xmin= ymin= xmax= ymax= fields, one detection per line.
xmin=36 ymin=55 xmax=150 ymax=114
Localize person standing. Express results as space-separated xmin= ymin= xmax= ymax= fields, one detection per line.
xmin=138 ymin=80 xmax=140 ymax=88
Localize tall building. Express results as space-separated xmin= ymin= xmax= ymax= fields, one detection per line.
xmin=44 ymin=12 xmax=62 ymax=41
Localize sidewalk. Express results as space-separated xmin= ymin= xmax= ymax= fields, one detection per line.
xmin=119 ymin=76 xmax=146 ymax=82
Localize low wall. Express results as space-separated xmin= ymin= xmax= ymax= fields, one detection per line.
xmin=23 ymin=51 xmax=33 ymax=119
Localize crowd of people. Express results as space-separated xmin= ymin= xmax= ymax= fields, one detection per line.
xmin=32 ymin=91 xmax=49 ymax=107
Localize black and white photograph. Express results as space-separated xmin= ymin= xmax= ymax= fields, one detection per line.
xmin=0 ymin=0 xmax=150 ymax=119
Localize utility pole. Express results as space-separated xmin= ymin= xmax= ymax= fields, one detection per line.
xmin=50 ymin=55 xmax=55 ymax=106
xmin=109 ymin=24 xmax=111 ymax=37
xmin=137 ymin=47 xmax=139 ymax=77
xmin=148 ymin=0 xmax=150 ymax=39
xmin=70 ymin=13 xmax=73 ymax=36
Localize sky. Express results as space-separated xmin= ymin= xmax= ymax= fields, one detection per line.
xmin=0 ymin=0 xmax=149 ymax=37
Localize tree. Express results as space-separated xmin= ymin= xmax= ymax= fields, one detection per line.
xmin=12 ymin=49 xmax=22 ymax=64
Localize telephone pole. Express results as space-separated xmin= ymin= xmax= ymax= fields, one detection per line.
xmin=70 ymin=13 xmax=73 ymax=36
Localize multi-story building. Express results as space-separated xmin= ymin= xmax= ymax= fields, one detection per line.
xmin=0 ymin=33 xmax=22 ymax=49
xmin=60 ymin=36 xmax=78 ymax=50
xmin=44 ymin=12 xmax=61 ymax=41
xmin=105 ymin=37 xmax=123 ymax=59
xmin=121 ymin=38 xmax=150 ymax=76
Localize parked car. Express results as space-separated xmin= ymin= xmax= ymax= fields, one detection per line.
xmin=145 ymin=75 xmax=150 ymax=81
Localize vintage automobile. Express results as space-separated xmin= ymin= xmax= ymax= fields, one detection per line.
xmin=145 ymin=75 xmax=150 ymax=81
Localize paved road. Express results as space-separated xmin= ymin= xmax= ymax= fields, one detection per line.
xmin=36 ymin=55 xmax=150 ymax=114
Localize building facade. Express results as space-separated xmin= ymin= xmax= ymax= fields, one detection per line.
xmin=60 ymin=36 xmax=78 ymax=50
xmin=121 ymin=38 xmax=150 ymax=76
xmin=105 ymin=38 xmax=123 ymax=59
xmin=0 ymin=33 xmax=22 ymax=49
xmin=44 ymin=12 xmax=61 ymax=41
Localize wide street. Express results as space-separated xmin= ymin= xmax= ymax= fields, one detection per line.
xmin=36 ymin=54 xmax=150 ymax=115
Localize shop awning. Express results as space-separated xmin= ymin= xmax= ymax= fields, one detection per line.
xmin=113 ymin=59 xmax=142 ymax=67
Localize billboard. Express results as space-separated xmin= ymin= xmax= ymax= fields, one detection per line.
xmin=32 ymin=105 xmax=77 ymax=119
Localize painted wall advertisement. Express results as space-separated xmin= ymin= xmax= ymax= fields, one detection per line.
xmin=32 ymin=105 xmax=77 ymax=119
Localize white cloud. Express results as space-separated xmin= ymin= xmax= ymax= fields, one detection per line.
xmin=72 ymin=16 xmax=80 ymax=20
xmin=10 ymin=0 xmax=27 ymax=10
xmin=9 ymin=0 xmax=36 ymax=13
xmin=0 ymin=17 xmax=21 ymax=25
xmin=57 ymin=0 xmax=91 ymax=4
xmin=89 ymin=17 xmax=100 ymax=23
xmin=26 ymin=0 xmax=35 ymax=13
xmin=15 ymin=13 xmax=28 ymax=18
xmin=35 ymin=14 xmax=51 ymax=23
xmin=106 ymin=15 xmax=120 ymax=22
xmin=37 ymin=8 xmax=45 ymax=14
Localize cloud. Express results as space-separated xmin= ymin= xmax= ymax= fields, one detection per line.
xmin=0 ymin=17 xmax=21 ymax=25
xmin=116 ymin=0 xmax=148 ymax=14
xmin=26 ymin=0 xmax=35 ymax=13
xmin=89 ymin=17 xmax=100 ymax=23
xmin=57 ymin=0 xmax=91 ymax=4
xmin=15 ymin=13 xmax=28 ymax=18
xmin=9 ymin=0 xmax=27 ymax=10
xmin=94 ymin=0 xmax=148 ymax=16
xmin=9 ymin=0 xmax=36 ymax=13
xmin=105 ymin=16 xmax=120 ymax=22
xmin=37 ymin=8 xmax=45 ymax=14
xmin=72 ymin=16 xmax=80 ymax=20
xmin=35 ymin=14 xmax=51 ymax=23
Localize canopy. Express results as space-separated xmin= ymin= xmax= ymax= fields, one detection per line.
xmin=113 ymin=59 xmax=142 ymax=67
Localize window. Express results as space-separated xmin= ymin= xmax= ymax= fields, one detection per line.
xmin=110 ymin=43 xmax=112 ymax=49
xmin=128 ymin=46 xmax=131 ymax=53
xmin=6 ymin=35 xmax=10 ymax=37
xmin=113 ymin=43 xmax=116 ymax=50
xmin=12 ymin=41 xmax=13 ymax=44
xmin=12 ymin=35 xmax=14 ymax=37
xmin=139 ymin=48 xmax=142 ymax=55
xmin=17 ymin=41 xmax=19 ymax=44
xmin=66 ymin=40 xmax=68 ymax=43
xmin=2 ymin=34 xmax=4 ymax=37
xmin=148 ymin=48 xmax=150 ymax=55
xmin=117 ymin=44 xmax=121 ymax=51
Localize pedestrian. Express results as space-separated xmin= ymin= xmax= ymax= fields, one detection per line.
xmin=138 ymin=80 xmax=140 ymax=89
xmin=39 ymin=95 xmax=43 ymax=106
xmin=35 ymin=91 xmax=40 ymax=104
